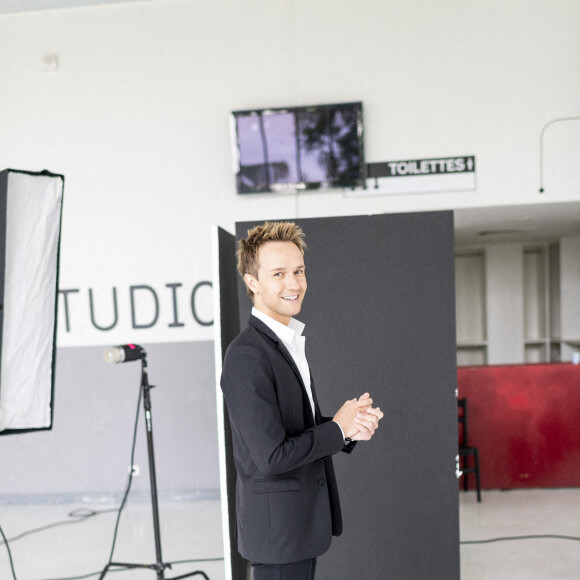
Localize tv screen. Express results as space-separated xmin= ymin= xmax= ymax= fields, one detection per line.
xmin=231 ymin=102 xmax=364 ymax=194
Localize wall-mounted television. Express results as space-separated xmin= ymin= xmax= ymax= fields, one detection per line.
xmin=231 ymin=101 xmax=364 ymax=194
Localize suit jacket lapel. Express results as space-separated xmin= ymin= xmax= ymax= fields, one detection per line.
xmin=249 ymin=315 xmax=316 ymax=425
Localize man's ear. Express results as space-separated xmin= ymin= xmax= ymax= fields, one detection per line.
xmin=244 ymin=273 xmax=258 ymax=295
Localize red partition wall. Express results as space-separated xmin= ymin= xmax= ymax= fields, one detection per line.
xmin=458 ymin=363 xmax=580 ymax=489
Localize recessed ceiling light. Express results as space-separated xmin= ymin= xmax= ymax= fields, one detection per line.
xmin=477 ymin=228 xmax=534 ymax=237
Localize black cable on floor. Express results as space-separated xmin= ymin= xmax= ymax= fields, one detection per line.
xmin=37 ymin=572 xmax=103 ymax=580
xmin=0 ymin=508 xmax=119 ymax=546
xmin=0 ymin=522 xmax=18 ymax=580
xmin=461 ymin=533 xmax=580 ymax=544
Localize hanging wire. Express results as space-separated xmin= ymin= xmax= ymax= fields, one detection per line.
xmin=538 ymin=116 xmax=580 ymax=193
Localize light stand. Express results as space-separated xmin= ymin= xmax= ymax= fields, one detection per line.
xmin=100 ymin=347 xmax=208 ymax=580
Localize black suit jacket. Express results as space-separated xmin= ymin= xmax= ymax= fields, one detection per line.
xmin=220 ymin=315 xmax=354 ymax=565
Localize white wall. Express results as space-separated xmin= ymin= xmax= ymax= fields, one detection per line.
xmin=485 ymin=244 xmax=525 ymax=364
xmin=1 ymin=0 xmax=579 ymax=347
xmin=560 ymin=237 xmax=580 ymax=359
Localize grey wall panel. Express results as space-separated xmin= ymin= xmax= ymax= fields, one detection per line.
xmin=235 ymin=212 xmax=459 ymax=580
xmin=0 ymin=341 xmax=219 ymax=497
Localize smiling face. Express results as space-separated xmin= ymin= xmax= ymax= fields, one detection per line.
xmin=244 ymin=241 xmax=307 ymax=326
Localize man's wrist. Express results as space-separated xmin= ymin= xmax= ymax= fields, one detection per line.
xmin=332 ymin=420 xmax=347 ymax=443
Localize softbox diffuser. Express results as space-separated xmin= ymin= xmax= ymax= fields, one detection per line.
xmin=0 ymin=169 xmax=64 ymax=434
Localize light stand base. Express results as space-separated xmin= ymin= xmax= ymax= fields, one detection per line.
xmin=99 ymin=351 xmax=208 ymax=580
xmin=101 ymin=563 xmax=208 ymax=580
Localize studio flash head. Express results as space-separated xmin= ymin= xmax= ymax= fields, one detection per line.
xmin=103 ymin=344 xmax=145 ymax=364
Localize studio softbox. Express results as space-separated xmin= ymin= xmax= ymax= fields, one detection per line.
xmin=0 ymin=169 xmax=64 ymax=435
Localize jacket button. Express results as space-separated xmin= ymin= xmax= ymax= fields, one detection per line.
xmin=318 ymin=480 xmax=326 ymax=487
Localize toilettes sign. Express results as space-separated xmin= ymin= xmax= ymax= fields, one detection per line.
xmin=360 ymin=155 xmax=476 ymax=195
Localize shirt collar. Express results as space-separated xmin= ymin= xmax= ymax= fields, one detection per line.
xmin=252 ymin=307 xmax=305 ymax=345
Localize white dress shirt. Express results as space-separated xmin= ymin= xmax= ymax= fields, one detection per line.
xmin=252 ymin=307 xmax=316 ymax=419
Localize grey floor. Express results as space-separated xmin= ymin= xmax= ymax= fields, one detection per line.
xmin=0 ymin=498 xmax=226 ymax=580
xmin=1 ymin=489 xmax=579 ymax=579
xmin=459 ymin=488 xmax=580 ymax=580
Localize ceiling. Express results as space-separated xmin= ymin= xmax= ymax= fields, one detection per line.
xmin=0 ymin=0 xmax=148 ymax=13
xmin=454 ymin=200 xmax=580 ymax=248
xmin=1 ymin=0 xmax=579 ymax=247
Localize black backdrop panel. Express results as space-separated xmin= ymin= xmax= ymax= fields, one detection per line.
xmin=215 ymin=226 xmax=248 ymax=580
xmin=234 ymin=212 xmax=459 ymax=580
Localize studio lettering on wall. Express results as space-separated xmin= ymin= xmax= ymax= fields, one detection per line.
xmin=57 ymin=280 xmax=214 ymax=346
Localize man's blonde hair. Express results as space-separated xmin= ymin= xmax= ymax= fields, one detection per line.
xmin=237 ymin=221 xmax=306 ymax=297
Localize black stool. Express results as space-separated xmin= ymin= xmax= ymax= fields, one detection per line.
xmin=458 ymin=397 xmax=481 ymax=502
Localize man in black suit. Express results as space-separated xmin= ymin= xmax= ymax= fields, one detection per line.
xmin=221 ymin=221 xmax=383 ymax=580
